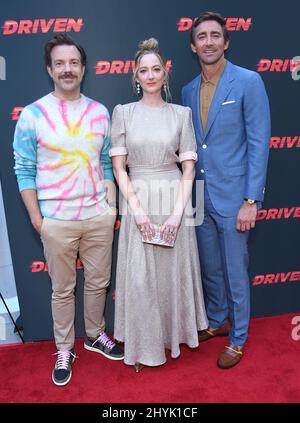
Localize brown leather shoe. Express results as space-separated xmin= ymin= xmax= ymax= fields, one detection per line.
xmin=217 ymin=344 xmax=243 ymax=369
xmin=198 ymin=321 xmax=231 ymax=342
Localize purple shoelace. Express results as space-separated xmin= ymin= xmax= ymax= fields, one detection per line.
xmin=92 ymin=332 xmax=115 ymax=350
xmin=53 ymin=350 xmax=76 ymax=369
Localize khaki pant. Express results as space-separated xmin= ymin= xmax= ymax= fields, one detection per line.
xmin=41 ymin=211 xmax=116 ymax=351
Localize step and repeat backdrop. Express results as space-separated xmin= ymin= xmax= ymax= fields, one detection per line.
xmin=0 ymin=0 xmax=299 ymax=341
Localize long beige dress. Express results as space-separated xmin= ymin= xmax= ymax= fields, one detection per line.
xmin=110 ymin=101 xmax=208 ymax=366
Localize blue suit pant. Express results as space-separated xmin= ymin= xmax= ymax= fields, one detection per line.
xmin=196 ymin=186 xmax=250 ymax=346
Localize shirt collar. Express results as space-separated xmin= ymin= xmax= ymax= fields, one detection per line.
xmin=201 ymin=59 xmax=227 ymax=86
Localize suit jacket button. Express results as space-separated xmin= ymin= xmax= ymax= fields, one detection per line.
xmin=202 ymin=144 xmax=207 ymax=149
xmin=200 ymin=169 xmax=205 ymax=173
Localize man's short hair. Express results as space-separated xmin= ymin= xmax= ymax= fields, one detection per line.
xmin=190 ymin=11 xmax=229 ymax=45
xmin=44 ymin=34 xmax=87 ymax=67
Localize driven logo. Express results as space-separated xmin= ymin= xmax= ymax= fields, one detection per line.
xmin=95 ymin=60 xmax=172 ymax=75
xmin=257 ymin=58 xmax=300 ymax=72
xmin=11 ymin=107 xmax=24 ymax=120
xmin=252 ymin=271 xmax=300 ymax=286
xmin=177 ymin=17 xmax=252 ymax=32
xmin=270 ymin=136 xmax=300 ymax=149
xmin=114 ymin=219 xmax=121 ymax=230
xmin=256 ymin=207 xmax=300 ymax=221
xmin=31 ymin=259 xmax=83 ymax=273
xmin=2 ymin=18 xmax=83 ymax=35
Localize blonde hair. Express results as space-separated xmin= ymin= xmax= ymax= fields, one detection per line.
xmin=132 ymin=37 xmax=171 ymax=101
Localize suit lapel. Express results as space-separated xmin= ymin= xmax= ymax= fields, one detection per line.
xmin=191 ymin=76 xmax=205 ymax=141
xmin=203 ymin=61 xmax=234 ymax=141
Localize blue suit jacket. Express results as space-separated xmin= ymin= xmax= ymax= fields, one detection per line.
xmin=182 ymin=61 xmax=271 ymax=217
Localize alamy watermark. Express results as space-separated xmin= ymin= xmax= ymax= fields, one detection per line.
xmin=291 ymin=315 xmax=300 ymax=340
xmin=0 ymin=56 xmax=6 ymax=80
xmin=291 ymin=56 xmax=300 ymax=81
xmin=117 ymin=177 xmax=204 ymax=227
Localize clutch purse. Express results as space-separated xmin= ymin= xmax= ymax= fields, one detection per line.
xmin=142 ymin=224 xmax=175 ymax=247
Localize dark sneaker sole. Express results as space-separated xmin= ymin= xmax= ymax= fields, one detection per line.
xmin=52 ymin=369 xmax=72 ymax=386
xmin=84 ymin=343 xmax=124 ymax=361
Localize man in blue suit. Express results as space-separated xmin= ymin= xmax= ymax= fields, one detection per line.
xmin=182 ymin=12 xmax=270 ymax=369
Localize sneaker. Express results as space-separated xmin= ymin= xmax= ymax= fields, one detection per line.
xmin=84 ymin=332 xmax=124 ymax=360
xmin=52 ymin=349 xmax=76 ymax=386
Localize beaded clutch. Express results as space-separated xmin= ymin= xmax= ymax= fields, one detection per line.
xmin=142 ymin=224 xmax=175 ymax=247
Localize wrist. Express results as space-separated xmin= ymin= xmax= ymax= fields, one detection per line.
xmin=244 ymin=198 xmax=257 ymax=206
xmin=31 ymin=211 xmax=42 ymax=222
xmin=129 ymin=196 xmax=142 ymax=213
xmin=133 ymin=207 xmax=145 ymax=216
xmin=172 ymin=207 xmax=184 ymax=217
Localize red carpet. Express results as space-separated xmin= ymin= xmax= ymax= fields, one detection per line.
xmin=0 ymin=313 xmax=299 ymax=403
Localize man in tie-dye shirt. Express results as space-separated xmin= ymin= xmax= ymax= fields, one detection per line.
xmin=13 ymin=34 xmax=124 ymax=387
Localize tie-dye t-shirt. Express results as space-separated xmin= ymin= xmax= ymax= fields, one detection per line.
xmin=13 ymin=93 xmax=113 ymax=220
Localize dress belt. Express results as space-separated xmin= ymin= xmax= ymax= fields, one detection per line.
xmin=129 ymin=163 xmax=178 ymax=175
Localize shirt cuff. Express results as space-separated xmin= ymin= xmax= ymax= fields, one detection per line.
xmin=179 ymin=151 xmax=198 ymax=162
xmin=109 ymin=147 xmax=128 ymax=157
xmin=18 ymin=179 xmax=37 ymax=192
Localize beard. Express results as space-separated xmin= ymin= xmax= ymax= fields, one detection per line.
xmin=200 ymin=50 xmax=225 ymax=66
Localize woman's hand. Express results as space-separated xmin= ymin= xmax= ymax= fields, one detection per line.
xmin=160 ymin=213 xmax=182 ymax=243
xmin=133 ymin=208 xmax=155 ymax=241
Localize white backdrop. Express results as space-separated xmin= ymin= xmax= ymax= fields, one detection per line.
xmin=0 ymin=180 xmax=20 ymax=343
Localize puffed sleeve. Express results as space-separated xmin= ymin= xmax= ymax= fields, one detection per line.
xmin=110 ymin=104 xmax=128 ymax=157
xmin=178 ymin=107 xmax=198 ymax=162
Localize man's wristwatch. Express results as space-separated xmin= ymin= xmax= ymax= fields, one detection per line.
xmin=244 ymin=198 xmax=257 ymax=205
